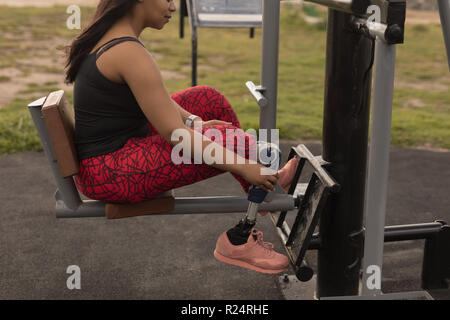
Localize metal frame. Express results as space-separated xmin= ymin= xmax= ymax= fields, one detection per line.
xmin=270 ymin=145 xmax=339 ymax=282
xmin=314 ymin=0 xmax=448 ymax=299
xmin=182 ymin=0 xmax=262 ymax=86
xmin=304 ymin=0 xmax=369 ymax=15
xmin=270 ymin=0 xmax=448 ymax=299
xmin=179 ymin=0 xmax=256 ymax=38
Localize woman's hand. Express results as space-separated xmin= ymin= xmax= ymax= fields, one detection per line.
xmin=239 ymin=164 xmax=279 ymax=192
xmin=199 ymin=119 xmax=232 ymax=127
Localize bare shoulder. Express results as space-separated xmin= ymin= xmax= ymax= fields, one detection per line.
xmin=107 ymin=40 xmax=153 ymax=67
xmin=96 ymin=40 xmax=158 ymax=84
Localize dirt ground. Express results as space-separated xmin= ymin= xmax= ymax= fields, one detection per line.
xmin=0 ymin=36 xmax=72 ymax=109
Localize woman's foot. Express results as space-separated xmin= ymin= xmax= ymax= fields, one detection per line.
xmin=214 ymin=228 xmax=289 ymax=274
xmin=259 ymin=157 xmax=299 ymax=216
xmin=277 ymin=157 xmax=299 ymax=192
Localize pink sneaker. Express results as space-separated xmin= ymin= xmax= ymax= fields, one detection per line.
xmin=214 ymin=229 xmax=289 ymax=274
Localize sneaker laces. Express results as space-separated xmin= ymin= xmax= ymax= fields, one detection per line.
xmin=252 ymin=230 xmax=274 ymax=253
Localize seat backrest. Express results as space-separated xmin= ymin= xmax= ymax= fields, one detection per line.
xmin=42 ymin=90 xmax=79 ymax=178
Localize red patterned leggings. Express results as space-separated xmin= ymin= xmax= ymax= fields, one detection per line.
xmin=75 ymin=86 xmax=255 ymax=203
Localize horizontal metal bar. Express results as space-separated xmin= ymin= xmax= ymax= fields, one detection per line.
xmin=365 ymin=20 xmax=388 ymax=39
xmin=195 ymin=21 xmax=262 ymax=28
xmin=56 ymin=194 xmax=296 ymax=218
xmin=309 ymin=233 xmax=321 ymax=250
xmin=322 ymin=290 xmax=433 ymax=300
xmin=306 ymin=222 xmax=445 ymax=250
xmin=353 ymin=17 xmax=388 ymax=41
xmin=304 ymin=0 xmax=370 ymax=15
xmin=352 ymin=16 xmax=404 ymax=44
xmin=384 ymin=222 xmax=444 ymax=242
xmin=294 ymin=144 xmax=340 ymax=192
xmin=307 ymin=0 xmax=406 ymax=42
xmin=56 ymin=199 xmax=105 ymax=218
xmin=315 ymin=155 xmax=330 ymax=167
xmin=304 ymin=0 xmax=353 ymax=13
xmin=171 ymin=194 xmax=295 ymax=214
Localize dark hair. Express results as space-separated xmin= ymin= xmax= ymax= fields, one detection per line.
xmin=64 ymin=0 xmax=137 ymax=84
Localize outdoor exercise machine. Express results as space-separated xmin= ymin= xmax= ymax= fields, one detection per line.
xmin=271 ymin=0 xmax=449 ymax=299
xmin=27 ymin=0 xmax=450 ymax=300
xmin=178 ymin=0 xmax=263 ymax=86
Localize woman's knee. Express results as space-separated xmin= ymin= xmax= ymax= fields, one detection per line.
xmin=175 ymin=85 xmax=226 ymax=105
xmin=174 ymin=85 xmax=234 ymax=117
xmin=197 ymin=85 xmax=224 ymax=97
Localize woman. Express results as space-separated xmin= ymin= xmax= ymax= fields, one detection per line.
xmin=65 ymin=0 xmax=298 ymax=274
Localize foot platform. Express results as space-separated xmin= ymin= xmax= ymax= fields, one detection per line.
xmin=269 ymin=144 xmax=340 ymax=282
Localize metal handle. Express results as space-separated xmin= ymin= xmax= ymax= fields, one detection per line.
xmin=246 ymin=81 xmax=268 ymax=107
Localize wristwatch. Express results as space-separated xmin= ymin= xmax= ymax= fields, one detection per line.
xmin=185 ymin=114 xmax=201 ymax=128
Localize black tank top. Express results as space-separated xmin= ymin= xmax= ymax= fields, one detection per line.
xmin=73 ymin=37 xmax=148 ymax=160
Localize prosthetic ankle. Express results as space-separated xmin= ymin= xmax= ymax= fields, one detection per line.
xmin=226 ymin=187 xmax=268 ymax=245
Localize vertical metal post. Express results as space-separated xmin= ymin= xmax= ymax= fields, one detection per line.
xmin=179 ymin=0 xmax=188 ymax=39
xmin=186 ymin=0 xmax=197 ymax=86
xmin=259 ymin=0 xmax=280 ymax=135
xmin=191 ymin=26 xmax=198 ymax=86
xmin=361 ymin=38 xmax=397 ymax=296
xmin=318 ymin=9 xmax=374 ymax=298
xmin=438 ymin=0 xmax=450 ymax=70
xmin=422 ymin=222 xmax=450 ymax=289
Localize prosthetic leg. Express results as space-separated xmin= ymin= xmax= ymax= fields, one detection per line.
xmin=227 ymin=142 xmax=281 ymax=244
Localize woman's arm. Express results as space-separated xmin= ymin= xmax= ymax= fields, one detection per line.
xmin=173 ymin=100 xmax=195 ymax=125
xmin=111 ymin=42 xmax=278 ymax=191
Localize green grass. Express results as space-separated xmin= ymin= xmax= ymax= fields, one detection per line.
xmin=0 ymin=98 xmax=44 ymax=154
xmin=302 ymin=3 xmax=321 ymax=18
xmin=0 ymin=4 xmax=449 ymax=155
xmin=18 ymin=82 xmax=61 ymax=95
